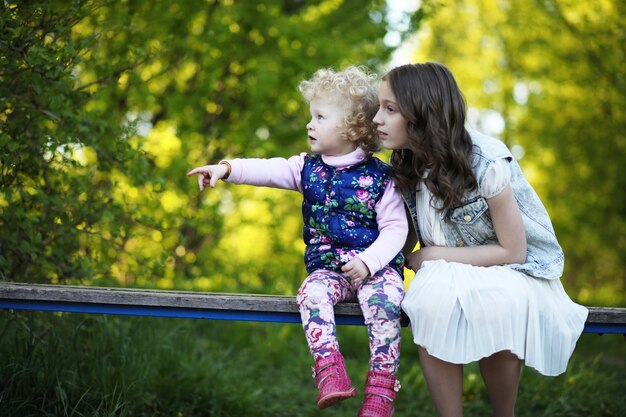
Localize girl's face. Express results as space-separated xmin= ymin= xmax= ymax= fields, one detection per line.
xmin=306 ymin=97 xmax=356 ymax=156
xmin=374 ymin=80 xmax=409 ymax=150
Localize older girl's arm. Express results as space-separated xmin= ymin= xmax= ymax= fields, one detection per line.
xmin=405 ymin=185 xmax=527 ymax=270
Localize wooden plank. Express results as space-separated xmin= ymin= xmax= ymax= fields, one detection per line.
xmin=1 ymin=282 xmax=625 ymax=327
xmin=0 ymin=282 xmax=362 ymax=315
xmin=584 ymin=307 xmax=626 ymax=325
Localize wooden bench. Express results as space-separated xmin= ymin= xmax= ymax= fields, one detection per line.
xmin=1 ymin=282 xmax=625 ymax=335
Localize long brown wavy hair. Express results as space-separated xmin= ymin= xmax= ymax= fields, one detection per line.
xmin=385 ymin=62 xmax=477 ymax=213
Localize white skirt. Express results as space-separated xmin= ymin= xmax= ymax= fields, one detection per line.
xmin=402 ymin=260 xmax=588 ymax=376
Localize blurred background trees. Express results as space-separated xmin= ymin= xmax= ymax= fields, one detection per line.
xmin=1 ymin=0 xmax=417 ymax=294
xmin=411 ymin=0 xmax=625 ymax=304
xmin=1 ymin=1 xmax=624 ymax=416
xmin=1 ymin=0 xmax=624 ymax=305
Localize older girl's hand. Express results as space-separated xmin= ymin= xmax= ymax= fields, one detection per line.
xmin=405 ymin=246 xmax=441 ymax=271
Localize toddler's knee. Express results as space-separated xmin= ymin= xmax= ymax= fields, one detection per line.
xmin=362 ymin=299 xmax=402 ymax=324
xmin=297 ymin=281 xmax=330 ymax=309
xmin=359 ymin=289 xmax=401 ymax=312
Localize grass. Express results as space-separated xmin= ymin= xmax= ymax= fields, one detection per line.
xmin=0 ymin=311 xmax=624 ymax=416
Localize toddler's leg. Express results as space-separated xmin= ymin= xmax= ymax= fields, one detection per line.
xmin=357 ymin=267 xmax=404 ymax=417
xmin=296 ymin=269 xmax=355 ymax=359
xmin=357 ymin=266 xmax=404 ymax=374
xmin=297 ymin=269 xmax=357 ymax=409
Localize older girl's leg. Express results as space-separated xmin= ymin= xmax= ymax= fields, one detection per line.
xmin=478 ymin=350 xmax=521 ymax=417
xmin=419 ymin=347 xmax=463 ymax=417
xmin=296 ymin=269 xmax=355 ymax=358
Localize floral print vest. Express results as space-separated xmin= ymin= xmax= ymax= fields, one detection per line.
xmin=301 ymin=153 xmax=404 ymax=275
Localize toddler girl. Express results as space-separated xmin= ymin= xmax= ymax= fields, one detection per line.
xmin=188 ymin=66 xmax=407 ymax=417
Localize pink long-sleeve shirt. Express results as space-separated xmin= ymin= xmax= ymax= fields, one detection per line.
xmin=225 ymin=148 xmax=408 ymax=275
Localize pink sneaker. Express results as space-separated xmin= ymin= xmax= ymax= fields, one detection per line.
xmin=358 ymin=370 xmax=400 ymax=417
xmin=311 ymin=351 xmax=357 ymax=409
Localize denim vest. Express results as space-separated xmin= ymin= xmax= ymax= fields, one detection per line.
xmin=302 ymin=154 xmax=404 ymax=275
xmin=403 ymin=130 xmax=564 ymax=280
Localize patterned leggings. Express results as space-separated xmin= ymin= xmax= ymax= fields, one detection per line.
xmin=296 ymin=266 xmax=404 ymax=374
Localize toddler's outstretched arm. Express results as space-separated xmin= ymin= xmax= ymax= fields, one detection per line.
xmin=186 ymin=162 xmax=230 ymax=191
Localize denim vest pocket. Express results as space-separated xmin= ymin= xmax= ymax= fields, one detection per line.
xmin=447 ymin=197 xmax=496 ymax=245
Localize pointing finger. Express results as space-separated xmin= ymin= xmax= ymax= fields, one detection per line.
xmin=197 ymin=173 xmax=204 ymax=191
xmin=187 ymin=167 xmax=202 ymax=176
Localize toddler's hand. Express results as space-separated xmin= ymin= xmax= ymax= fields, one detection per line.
xmin=186 ymin=164 xmax=229 ymax=191
xmin=342 ymin=257 xmax=370 ymax=289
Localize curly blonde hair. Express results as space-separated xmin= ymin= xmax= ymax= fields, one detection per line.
xmin=298 ymin=66 xmax=380 ymax=153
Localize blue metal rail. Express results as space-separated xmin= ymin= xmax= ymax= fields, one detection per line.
xmin=1 ymin=283 xmax=625 ymax=335
xmin=2 ymin=297 xmax=625 ymax=334
xmin=0 ymin=299 xmax=366 ymax=325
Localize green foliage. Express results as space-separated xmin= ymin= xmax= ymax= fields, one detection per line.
xmin=0 ymin=1 xmax=150 ymax=283
xmin=1 ymin=312 xmax=624 ymax=416
xmin=0 ymin=312 xmax=269 ymax=416
xmin=0 ymin=0 xmax=409 ymax=288
xmin=413 ymin=0 xmax=626 ymax=305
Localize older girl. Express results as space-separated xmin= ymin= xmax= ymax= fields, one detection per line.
xmin=374 ymin=62 xmax=587 ymax=417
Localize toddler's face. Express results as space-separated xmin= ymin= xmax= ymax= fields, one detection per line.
xmin=306 ymin=97 xmax=356 ymax=156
